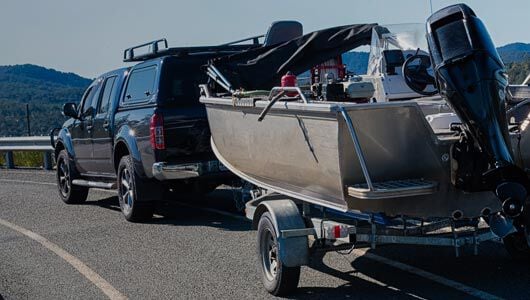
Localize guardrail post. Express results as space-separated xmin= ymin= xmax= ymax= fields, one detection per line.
xmin=43 ymin=151 xmax=52 ymax=170
xmin=5 ymin=151 xmax=15 ymax=169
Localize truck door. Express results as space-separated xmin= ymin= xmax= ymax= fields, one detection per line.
xmin=91 ymin=75 xmax=119 ymax=175
xmin=71 ymin=81 xmax=101 ymax=173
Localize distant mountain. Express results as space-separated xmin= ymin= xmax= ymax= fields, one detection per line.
xmin=0 ymin=64 xmax=91 ymax=88
xmin=342 ymin=42 xmax=530 ymax=78
xmin=0 ymin=64 xmax=91 ymax=104
xmin=506 ymin=60 xmax=530 ymax=84
xmin=0 ymin=64 xmax=91 ymax=137
xmin=498 ymin=43 xmax=530 ymax=64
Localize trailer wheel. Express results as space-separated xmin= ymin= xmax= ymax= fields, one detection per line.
xmin=257 ymin=212 xmax=300 ymax=296
xmin=503 ymin=230 xmax=530 ymax=260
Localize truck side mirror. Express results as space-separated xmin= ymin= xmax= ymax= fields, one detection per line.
xmin=63 ymin=103 xmax=78 ymax=119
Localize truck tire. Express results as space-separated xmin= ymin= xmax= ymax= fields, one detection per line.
xmin=117 ymin=155 xmax=154 ymax=222
xmin=56 ymin=150 xmax=88 ymax=204
xmin=257 ymin=212 xmax=301 ymax=296
xmin=503 ymin=230 xmax=530 ymax=260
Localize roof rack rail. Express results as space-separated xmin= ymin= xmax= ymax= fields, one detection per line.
xmin=123 ymin=36 xmax=263 ymax=63
xmin=219 ymin=34 xmax=264 ymax=46
xmin=123 ymin=38 xmax=169 ymax=62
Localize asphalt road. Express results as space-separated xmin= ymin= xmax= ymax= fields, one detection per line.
xmin=0 ymin=169 xmax=529 ymax=300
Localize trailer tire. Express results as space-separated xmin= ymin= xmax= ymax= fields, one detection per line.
xmin=503 ymin=231 xmax=530 ymax=260
xmin=257 ymin=212 xmax=300 ymax=296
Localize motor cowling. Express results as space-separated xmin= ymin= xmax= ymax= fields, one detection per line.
xmin=426 ymin=4 xmax=528 ymax=217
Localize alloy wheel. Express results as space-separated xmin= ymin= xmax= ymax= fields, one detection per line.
xmin=119 ymin=168 xmax=134 ymax=214
xmin=58 ymin=158 xmax=70 ymax=197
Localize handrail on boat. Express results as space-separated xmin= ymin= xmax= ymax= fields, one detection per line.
xmin=258 ymin=90 xmax=287 ymax=122
xmin=338 ymin=106 xmax=375 ymax=191
xmin=268 ymin=87 xmax=308 ymax=104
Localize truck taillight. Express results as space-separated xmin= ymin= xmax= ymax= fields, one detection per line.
xmin=150 ymin=112 xmax=165 ymax=150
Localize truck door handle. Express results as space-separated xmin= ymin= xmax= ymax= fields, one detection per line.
xmin=102 ymin=121 xmax=110 ymax=129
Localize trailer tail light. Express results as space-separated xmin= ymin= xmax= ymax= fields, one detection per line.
xmin=324 ymin=224 xmax=349 ymax=239
xmin=150 ymin=112 xmax=165 ymax=150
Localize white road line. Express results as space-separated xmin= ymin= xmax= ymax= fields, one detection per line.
xmin=0 ymin=170 xmax=54 ymax=175
xmin=353 ymin=248 xmax=503 ymax=300
xmin=0 ymin=176 xmax=504 ymax=299
xmin=0 ymin=178 xmax=56 ymax=186
xmin=0 ymin=218 xmax=127 ymax=300
xmin=354 ymin=271 xmax=428 ymax=300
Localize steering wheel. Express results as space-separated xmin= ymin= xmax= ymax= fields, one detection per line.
xmin=402 ymin=54 xmax=438 ymax=96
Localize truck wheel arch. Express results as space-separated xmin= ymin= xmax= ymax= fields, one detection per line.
xmin=113 ymin=126 xmax=144 ymax=176
xmin=113 ymin=141 xmax=130 ymax=172
xmin=55 ymin=128 xmax=75 ymax=160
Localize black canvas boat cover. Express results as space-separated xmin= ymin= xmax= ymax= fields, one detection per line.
xmin=209 ymin=23 xmax=377 ymax=90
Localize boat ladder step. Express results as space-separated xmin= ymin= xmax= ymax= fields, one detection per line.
xmin=348 ymin=179 xmax=438 ymax=200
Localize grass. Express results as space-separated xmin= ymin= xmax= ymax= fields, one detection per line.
xmin=0 ymin=151 xmax=54 ymax=169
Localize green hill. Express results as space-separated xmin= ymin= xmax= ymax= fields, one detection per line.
xmin=497 ymin=43 xmax=530 ymax=64
xmin=0 ymin=64 xmax=91 ymax=137
xmin=507 ymin=60 xmax=530 ymax=84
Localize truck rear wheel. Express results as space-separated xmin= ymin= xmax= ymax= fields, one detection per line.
xmin=56 ymin=150 xmax=88 ymax=204
xmin=257 ymin=212 xmax=301 ymax=296
xmin=117 ymin=155 xmax=154 ymax=222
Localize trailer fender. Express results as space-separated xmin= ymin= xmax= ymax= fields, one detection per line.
xmin=254 ymin=199 xmax=309 ymax=267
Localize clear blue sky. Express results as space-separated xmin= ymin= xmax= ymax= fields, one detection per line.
xmin=1 ymin=0 xmax=528 ymax=78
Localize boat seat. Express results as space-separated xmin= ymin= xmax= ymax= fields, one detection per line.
xmin=348 ymin=179 xmax=438 ymax=200
xmin=264 ymin=21 xmax=303 ymax=46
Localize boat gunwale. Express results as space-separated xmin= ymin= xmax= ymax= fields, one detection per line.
xmin=200 ymin=95 xmax=446 ymax=113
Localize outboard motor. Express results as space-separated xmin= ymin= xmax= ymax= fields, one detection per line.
xmin=426 ymin=4 xmax=529 ymax=218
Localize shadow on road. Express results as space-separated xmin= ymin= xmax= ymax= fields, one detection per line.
xmin=82 ymin=188 xmax=250 ymax=232
xmin=292 ymin=241 xmax=527 ymax=299
xmin=83 ymin=196 xmax=121 ymax=212
xmin=286 ymin=251 xmax=437 ymax=300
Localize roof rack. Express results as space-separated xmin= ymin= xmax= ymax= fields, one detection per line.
xmin=219 ymin=34 xmax=264 ymax=46
xmin=123 ymin=35 xmax=264 ymax=63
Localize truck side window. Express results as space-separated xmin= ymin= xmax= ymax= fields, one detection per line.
xmin=124 ymin=66 xmax=157 ymax=102
xmin=80 ymin=86 xmax=97 ymax=118
xmin=98 ymin=76 xmax=117 ymax=114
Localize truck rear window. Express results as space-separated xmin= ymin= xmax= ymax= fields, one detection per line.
xmin=159 ymin=61 xmax=205 ymax=105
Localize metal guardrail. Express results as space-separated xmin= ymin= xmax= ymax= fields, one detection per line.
xmin=0 ymin=136 xmax=54 ymax=170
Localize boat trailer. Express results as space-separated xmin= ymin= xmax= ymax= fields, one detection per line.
xmin=245 ymin=192 xmax=498 ymax=260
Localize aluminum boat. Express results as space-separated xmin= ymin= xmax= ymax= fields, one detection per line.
xmin=200 ymin=6 xmax=530 ymax=223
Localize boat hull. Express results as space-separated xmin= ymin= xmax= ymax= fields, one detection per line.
xmin=203 ymin=97 xmax=504 ymax=218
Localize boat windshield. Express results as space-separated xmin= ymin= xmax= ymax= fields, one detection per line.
xmin=367 ymin=23 xmax=428 ymax=75
xmin=372 ymin=23 xmax=427 ymax=51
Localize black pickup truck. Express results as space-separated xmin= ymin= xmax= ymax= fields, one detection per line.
xmin=52 ymin=38 xmax=261 ymax=221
